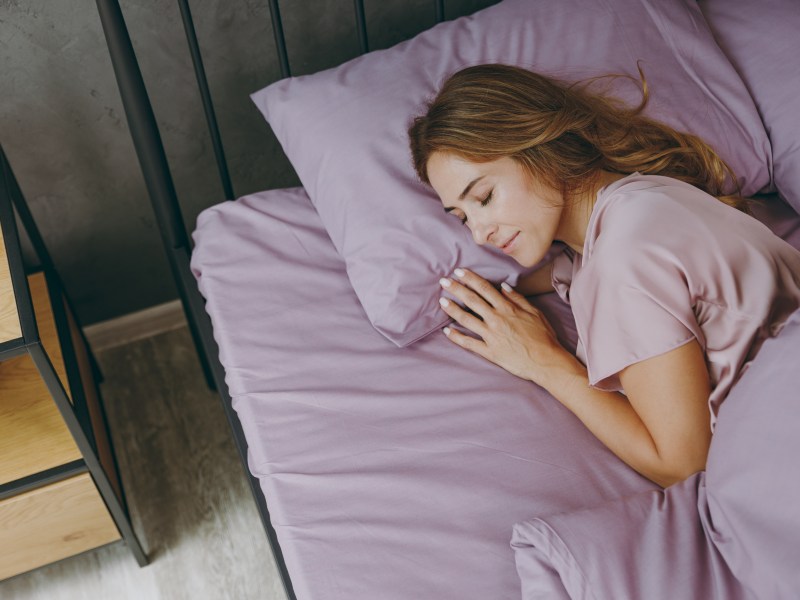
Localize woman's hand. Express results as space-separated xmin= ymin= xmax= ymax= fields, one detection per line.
xmin=438 ymin=268 xmax=579 ymax=387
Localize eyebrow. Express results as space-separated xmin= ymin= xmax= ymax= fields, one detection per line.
xmin=443 ymin=175 xmax=485 ymax=214
xmin=459 ymin=175 xmax=485 ymax=200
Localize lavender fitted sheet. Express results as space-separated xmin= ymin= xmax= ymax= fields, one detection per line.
xmin=190 ymin=189 xmax=800 ymax=600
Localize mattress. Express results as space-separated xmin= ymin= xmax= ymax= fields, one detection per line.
xmin=190 ymin=188 xmax=800 ymax=600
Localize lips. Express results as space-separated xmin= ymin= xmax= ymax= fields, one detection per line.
xmin=499 ymin=232 xmax=519 ymax=254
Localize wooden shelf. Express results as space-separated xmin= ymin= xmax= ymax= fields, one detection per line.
xmin=0 ymin=145 xmax=145 ymax=574
xmin=0 ymin=273 xmax=81 ymax=485
xmin=0 ymin=472 xmax=121 ymax=579
xmin=0 ymin=224 xmax=22 ymax=344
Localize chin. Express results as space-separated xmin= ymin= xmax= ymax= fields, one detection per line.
xmin=509 ymin=254 xmax=533 ymax=268
xmin=518 ymin=248 xmax=548 ymax=269
xmin=511 ymin=252 xmax=542 ymax=269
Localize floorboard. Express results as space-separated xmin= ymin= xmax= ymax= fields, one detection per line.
xmin=0 ymin=326 xmax=286 ymax=600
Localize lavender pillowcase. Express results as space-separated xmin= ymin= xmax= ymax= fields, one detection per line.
xmin=699 ymin=0 xmax=800 ymax=213
xmin=252 ymin=0 xmax=771 ymax=347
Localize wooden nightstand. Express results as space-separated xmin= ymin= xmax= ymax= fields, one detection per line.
xmin=0 ymin=146 xmax=146 ymax=579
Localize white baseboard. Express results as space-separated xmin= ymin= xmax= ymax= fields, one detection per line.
xmin=84 ymin=300 xmax=187 ymax=352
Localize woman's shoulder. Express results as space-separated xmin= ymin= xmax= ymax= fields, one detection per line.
xmin=587 ymin=173 xmax=726 ymax=256
xmin=577 ymin=175 xmax=731 ymax=291
xmin=597 ymin=173 xmax=714 ymax=221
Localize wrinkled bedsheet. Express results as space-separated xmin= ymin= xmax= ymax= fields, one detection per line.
xmin=191 ymin=189 xmax=800 ymax=599
xmin=511 ymin=307 xmax=800 ymax=600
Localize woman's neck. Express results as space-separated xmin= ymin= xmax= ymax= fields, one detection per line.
xmin=558 ymin=170 xmax=626 ymax=254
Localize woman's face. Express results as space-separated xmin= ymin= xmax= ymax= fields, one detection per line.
xmin=426 ymin=152 xmax=565 ymax=267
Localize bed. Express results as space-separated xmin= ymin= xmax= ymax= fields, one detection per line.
xmin=95 ymin=0 xmax=800 ymax=598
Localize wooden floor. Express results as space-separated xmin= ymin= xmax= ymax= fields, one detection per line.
xmin=0 ymin=327 xmax=287 ymax=599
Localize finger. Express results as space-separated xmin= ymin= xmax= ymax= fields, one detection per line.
xmin=439 ymin=296 xmax=487 ymax=335
xmin=442 ymin=325 xmax=489 ymax=359
xmin=453 ymin=268 xmax=506 ymax=308
xmin=500 ymin=281 xmax=538 ymax=313
xmin=442 ymin=278 xmax=494 ymax=319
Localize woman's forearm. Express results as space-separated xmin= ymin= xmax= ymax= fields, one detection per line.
xmin=541 ymin=361 xmax=679 ymax=487
xmin=437 ymin=268 xmax=707 ymax=487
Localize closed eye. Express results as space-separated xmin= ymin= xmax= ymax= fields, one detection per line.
xmin=444 ymin=188 xmax=494 ymax=225
xmin=454 ymin=189 xmax=494 ymax=226
xmin=443 ymin=207 xmax=468 ymax=225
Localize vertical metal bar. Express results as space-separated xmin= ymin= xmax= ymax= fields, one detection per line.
xmin=1 ymin=147 xmax=57 ymax=290
xmin=94 ymin=0 xmax=216 ymax=390
xmin=176 ymin=0 xmax=235 ymax=201
xmin=4 ymin=157 xmax=106 ymax=395
xmin=435 ymin=0 xmax=445 ymax=23
xmin=267 ymin=0 xmax=291 ymax=78
xmin=3 ymin=148 xmax=107 ymax=383
xmin=5 ymin=152 xmax=107 ymax=382
xmin=95 ymin=0 xmax=188 ymax=252
xmin=45 ymin=273 xmax=101 ymax=481
xmin=0 ymin=147 xmax=38 ymax=345
xmin=353 ymin=0 xmax=369 ymax=54
xmin=29 ymin=342 xmax=149 ymax=567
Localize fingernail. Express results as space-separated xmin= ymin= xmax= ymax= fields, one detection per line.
xmin=439 ymin=297 xmax=450 ymax=307
xmin=454 ymin=268 xmax=465 ymax=278
xmin=439 ymin=277 xmax=451 ymax=288
xmin=443 ymin=327 xmax=451 ymax=336
xmin=501 ymin=282 xmax=513 ymax=293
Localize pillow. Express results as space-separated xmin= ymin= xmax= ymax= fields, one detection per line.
xmin=252 ymin=0 xmax=771 ymax=347
xmin=704 ymin=307 xmax=800 ymax=598
xmin=510 ymin=473 xmax=749 ymax=600
xmin=699 ymin=0 xmax=800 ymax=213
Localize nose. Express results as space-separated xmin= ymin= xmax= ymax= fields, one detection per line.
xmin=469 ymin=217 xmax=497 ymax=246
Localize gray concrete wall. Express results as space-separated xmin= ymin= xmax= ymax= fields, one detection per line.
xmin=1 ymin=0 xmax=496 ymax=325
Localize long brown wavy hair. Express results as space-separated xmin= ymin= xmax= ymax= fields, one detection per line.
xmin=409 ymin=63 xmax=749 ymax=213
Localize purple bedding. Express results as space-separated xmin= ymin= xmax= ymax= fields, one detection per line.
xmin=512 ymin=473 xmax=750 ymax=600
xmin=512 ymin=306 xmax=800 ymax=600
xmin=191 ymin=190 xmax=800 ymax=599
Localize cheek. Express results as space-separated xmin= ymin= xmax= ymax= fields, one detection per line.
xmin=529 ymin=203 xmax=562 ymax=233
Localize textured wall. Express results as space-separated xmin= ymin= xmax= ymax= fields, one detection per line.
xmin=0 ymin=0 xmax=496 ymax=325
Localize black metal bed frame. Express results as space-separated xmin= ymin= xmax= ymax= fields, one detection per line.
xmin=94 ymin=1 xmax=451 ymax=598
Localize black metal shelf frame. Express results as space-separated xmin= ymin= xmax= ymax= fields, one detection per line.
xmin=93 ymin=2 xmax=450 ymax=598
xmin=0 ymin=460 xmax=86 ymax=502
xmin=0 ymin=145 xmax=147 ymax=569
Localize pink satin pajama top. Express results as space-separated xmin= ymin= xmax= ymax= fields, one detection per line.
xmin=551 ymin=173 xmax=800 ymax=430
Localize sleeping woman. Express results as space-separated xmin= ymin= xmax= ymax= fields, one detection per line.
xmin=408 ymin=64 xmax=800 ymax=488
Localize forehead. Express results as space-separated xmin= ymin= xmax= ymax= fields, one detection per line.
xmin=428 ymin=152 xmax=482 ymax=187
xmin=428 ymin=153 xmax=527 ymax=207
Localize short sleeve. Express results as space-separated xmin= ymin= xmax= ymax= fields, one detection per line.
xmin=571 ymin=244 xmax=701 ymax=392
xmin=551 ymin=246 xmax=577 ymax=305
